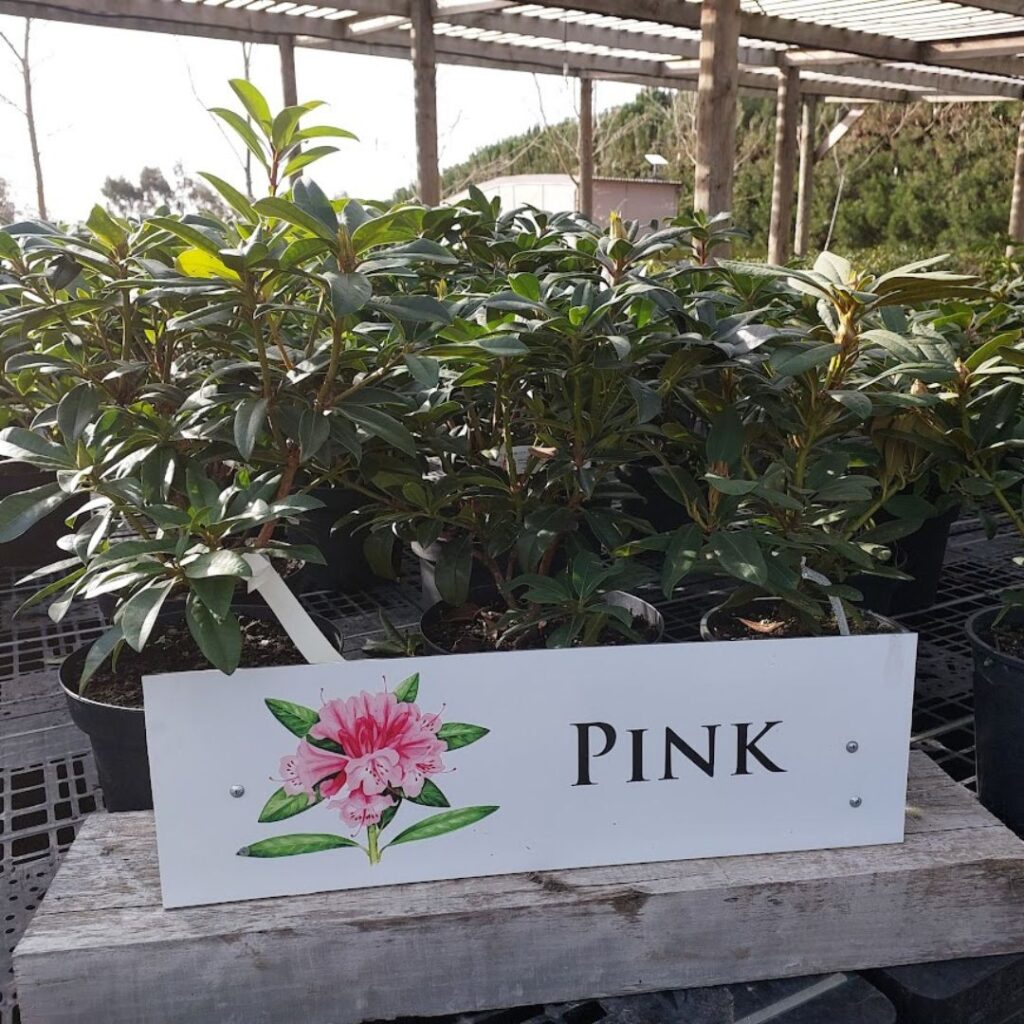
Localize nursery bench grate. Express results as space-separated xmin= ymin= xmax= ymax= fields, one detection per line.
xmin=14 ymin=753 xmax=1024 ymax=1024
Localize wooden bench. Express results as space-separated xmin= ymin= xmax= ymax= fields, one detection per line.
xmin=15 ymin=753 xmax=1024 ymax=1024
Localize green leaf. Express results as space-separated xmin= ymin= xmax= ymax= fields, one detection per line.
xmin=340 ymin=405 xmax=417 ymax=457
xmin=508 ymin=272 xmax=541 ymax=302
xmin=253 ymin=196 xmax=336 ymax=242
xmin=234 ymin=397 xmax=268 ymax=460
xmin=283 ymin=145 xmax=339 ymax=178
xmin=190 ymin=576 xmax=235 ymax=620
xmin=265 ymin=697 xmax=319 ymax=737
xmin=436 ymin=721 xmax=489 ymax=750
xmin=79 ymin=625 xmax=124 ymax=692
xmin=404 ymin=354 xmax=440 ymax=388
xmin=661 ymin=523 xmax=702 ymax=599
xmin=409 ymin=778 xmax=449 ymax=808
xmin=434 ymin=534 xmax=473 ymax=606
xmin=326 ymin=271 xmax=372 ymax=318
xmin=183 ymin=550 xmax=251 ymax=579
xmin=393 ymin=672 xmax=419 ymax=703
xmin=373 ymin=295 xmax=453 ymax=325
xmin=258 ymin=787 xmax=323 ymax=823
xmin=706 ymin=408 xmax=744 ymax=467
xmin=710 ymin=531 xmax=768 ymax=586
xmin=237 ymin=834 xmax=359 ymax=857
xmin=770 ymin=343 xmax=835 ymax=378
xmin=86 ymin=204 xmax=127 ymax=248
xmin=477 ymin=334 xmax=528 ymax=357
xmin=186 ymin=599 xmax=241 ymax=674
xmin=56 ymin=384 xmax=99 ymax=443
xmin=386 ymin=805 xmax=498 ymax=847
xmin=118 ymin=579 xmax=176 ymax=652
xmin=229 ymin=78 xmax=272 ymax=129
xmin=292 ymin=178 xmax=338 ymax=231
xmin=829 ymin=390 xmax=872 ymax=419
xmin=176 ymin=248 xmax=241 ymax=282
xmin=298 ymin=409 xmax=330 ymax=461
xmin=0 ymin=482 xmax=68 ymax=543
xmin=0 ymin=427 xmax=72 ymax=469
xmin=198 ymin=172 xmax=257 ymax=221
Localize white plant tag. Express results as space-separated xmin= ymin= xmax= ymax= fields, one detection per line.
xmin=243 ymin=553 xmax=344 ymax=664
xmin=801 ymin=562 xmax=851 ymax=636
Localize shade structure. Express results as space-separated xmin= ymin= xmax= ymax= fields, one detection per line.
xmin=3 ymin=0 xmax=1024 ymax=247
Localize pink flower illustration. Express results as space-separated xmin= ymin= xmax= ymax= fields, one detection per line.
xmin=333 ymin=787 xmax=395 ymax=829
xmin=311 ymin=690 xmax=446 ymax=800
xmin=247 ymin=676 xmax=496 ymax=866
xmin=279 ymin=740 xmax=348 ymax=798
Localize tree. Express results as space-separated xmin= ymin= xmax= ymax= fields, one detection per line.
xmin=0 ymin=18 xmax=46 ymax=219
xmin=101 ymin=163 xmax=230 ymax=219
xmin=0 ymin=178 xmax=14 ymax=225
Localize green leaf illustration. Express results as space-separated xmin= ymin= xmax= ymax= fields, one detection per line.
xmin=237 ymin=834 xmax=359 ymax=857
xmin=436 ymin=722 xmax=489 ymax=750
xmin=257 ymin=787 xmax=323 ymax=823
xmin=408 ymin=778 xmax=449 ymax=808
xmin=378 ymin=800 xmax=401 ymax=832
xmin=393 ymin=672 xmax=419 ymax=703
xmin=386 ymin=805 xmax=498 ymax=847
xmin=265 ymin=698 xmax=318 ymax=738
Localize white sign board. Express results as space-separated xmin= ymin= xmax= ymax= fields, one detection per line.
xmin=144 ymin=633 xmax=917 ymax=909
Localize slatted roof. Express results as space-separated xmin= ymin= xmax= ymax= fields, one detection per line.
xmin=3 ymin=0 xmax=1024 ymax=101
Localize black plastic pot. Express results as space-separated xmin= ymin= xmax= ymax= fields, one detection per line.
xmin=700 ymin=596 xmax=905 ymax=641
xmin=59 ymin=605 xmax=343 ymax=812
xmin=420 ymin=589 xmax=664 ymax=656
xmin=853 ymin=506 xmax=959 ymax=617
xmin=967 ymin=606 xmax=1024 ymax=835
xmin=0 ymin=464 xmax=73 ymax=571
xmin=286 ymin=486 xmax=381 ymax=593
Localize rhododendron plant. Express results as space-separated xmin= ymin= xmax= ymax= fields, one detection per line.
xmin=239 ymin=672 xmax=496 ymax=864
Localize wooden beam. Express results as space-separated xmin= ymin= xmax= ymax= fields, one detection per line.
xmin=768 ymin=67 xmax=800 ymax=264
xmin=541 ymin=0 xmax=1024 ymax=80
xmin=279 ymin=35 xmax=298 ymax=108
xmin=1008 ymin=105 xmax=1024 ymax=256
xmin=0 ymin=0 xmax=409 ymax=41
xmin=794 ymin=95 xmax=817 ymax=258
xmin=410 ymin=0 xmax=440 ymax=205
xmin=578 ymin=76 xmax=594 ymax=218
xmin=694 ymin=0 xmax=739 ymax=218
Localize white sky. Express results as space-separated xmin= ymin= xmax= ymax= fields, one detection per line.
xmin=0 ymin=15 xmax=642 ymax=222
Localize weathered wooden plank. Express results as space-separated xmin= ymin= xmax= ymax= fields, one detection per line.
xmin=410 ymin=0 xmax=439 ymax=205
xmin=578 ymin=76 xmax=594 ymax=218
xmin=1008 ymin=105 xmax=1024 ymax=257
xmin=767 ymin=66 xmax=800 ymax=264
xmin=15 ymin=754 xmax=1024 ymax=1024
xmin=694 ymin=0 xmax=740 ymax=219
xmin=794 ymin=95 xmax=817 ymax=257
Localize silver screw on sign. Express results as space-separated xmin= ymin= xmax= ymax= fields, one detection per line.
xmin=849 ymin=796 xmax=863 ymax=809
xmin=846 ymin=740 xmax=859 ymax=754
xmin=229 ymin=784 xmax=246 ymax=798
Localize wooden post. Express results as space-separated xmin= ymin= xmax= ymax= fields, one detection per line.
xmin=1008 ymin=104 xmax=1024 ymax=257
xmin=279 ymin=35 xmax=298 ymax=107
xmin=411 ymin=0 xmax=440 ymax=206
xmin=694 ymin=0 xmax=739 ymax=218
xmin=794 ymin=95 xmax=817 ymax=257
xmin=767 ymin=66 xmax=800 ymax=265
xmin=578 ymin=76 xmax=594 ymax=218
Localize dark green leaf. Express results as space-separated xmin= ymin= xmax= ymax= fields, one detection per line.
xmin=186 ymin=599 xmax=241 ymax=674
xmin=710 ymin=531 xmax=768 ymax=586
xmin=258 ymin=787 xmax=323 ymax=823
xmin=393 ymin=672 xmax=419 ymax=703
xmin=436 ymin=722 xmax=489 ymax=750
xmin=409 ymin=778 xmax=449 ymax=807
xmin=0 ymin=482 xmax=69 ymax=543
xmin=265 ymin=697 xmax=319 ymax=737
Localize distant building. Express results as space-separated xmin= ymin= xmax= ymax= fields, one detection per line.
xmin=446 ymin=174 xmax=682 ymax=224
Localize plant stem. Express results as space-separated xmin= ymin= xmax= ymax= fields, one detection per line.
xmin=366 ymin=824 xmax=381 ymax=865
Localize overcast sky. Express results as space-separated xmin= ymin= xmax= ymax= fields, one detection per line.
xmin=0 ymin=15 xmax=642 ymax=222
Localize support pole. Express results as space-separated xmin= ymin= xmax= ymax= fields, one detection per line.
xmin=767 ymin=66 xmax=800 ymax=265
xmin=279 ymin=36 xmax=298 ymax=108
xmin=794 ymin=95 xmax=817 ymax=258
xmin=1008 ymin=105 xmax=1024 ymax=257
xmin=578 ymin=76 xmax=594 ymax=219
xmin=411 ymin=0 xmax=440 ymax=206
xmin=694 ymin=0 xmax=740 ymax=218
